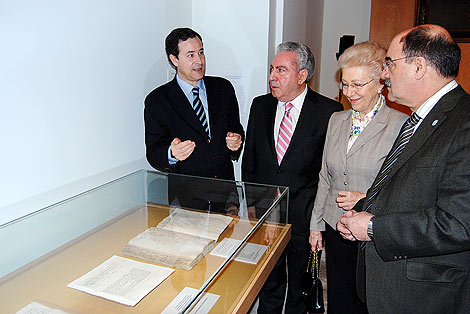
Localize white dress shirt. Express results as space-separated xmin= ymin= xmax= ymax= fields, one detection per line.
xmin=273 ymin=85 xmax=308 ymax=143
xmin=415 ymin=80 xmax=458 ymax=130
xmin=168 ymin=75 xmax=210 ymax=164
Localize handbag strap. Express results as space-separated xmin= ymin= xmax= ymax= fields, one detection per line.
xmin=306 ymin=249 xmax=322 ymax=279
xmin=307 ymin=249 xmax=313 ymax=275
xmin=312 ymin=249 xmax=320 ymax=279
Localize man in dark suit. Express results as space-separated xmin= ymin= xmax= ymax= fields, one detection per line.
xmin=242 ymin=42 xmax=342 ymax=314
xmin=338 ymin=25 xmax=470 ymax=314
xmin=144 ymin=28 xmax=244 ymax=181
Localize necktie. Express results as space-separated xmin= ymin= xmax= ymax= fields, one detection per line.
xmin=359 ymin=112 xmax=421 ymax=249
xmin=192 ymin=86 xmax=210 ymax=137
xmin=364 ymin=112 xmax=421 ymax=213
xmin=276 ymin=103 xmax=294 ymax=164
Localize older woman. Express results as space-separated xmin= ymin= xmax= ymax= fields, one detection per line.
xmin=309 ymin=42 xmax=408 ymax=313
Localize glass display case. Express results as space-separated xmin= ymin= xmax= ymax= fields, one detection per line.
xmin=0 ymin=170 xmax=290 ymax=314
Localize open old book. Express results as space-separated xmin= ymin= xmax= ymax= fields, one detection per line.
xmin=123 ymin=208 xmax=233 ymax=270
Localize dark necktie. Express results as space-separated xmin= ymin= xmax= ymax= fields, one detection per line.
xmin=363 ymin=112 xmax=421 ymax=213
xmin=192 ymin=86 xmax=210 ymax=137
xmin=359 ymin=112 xmax=421 ymax=249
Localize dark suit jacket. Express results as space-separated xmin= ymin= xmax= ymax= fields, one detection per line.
xmin=242 ymin=88 xmax=342 ymax=235
xmin=358 ymin=85 xmax=470 ymax=314
xmin=144 ymin=76 xmax=244 ymax=180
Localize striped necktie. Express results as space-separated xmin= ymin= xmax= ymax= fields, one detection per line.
xmin=364 ymin=112 xmax=421 ymax=213
xmin=276 ymin=103 xmax=294 ymax=164
xmin=360 ymin=112 xmax=421 ymax=249
xmin=192 ymin=86 xmax=210 ymax=137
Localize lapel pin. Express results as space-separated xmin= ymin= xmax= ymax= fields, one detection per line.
xmin=432 ymin=120 xmax=438 ymax=126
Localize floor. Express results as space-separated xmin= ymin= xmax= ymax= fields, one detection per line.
xmin=248 ymin=252 xmax=328 ymax=313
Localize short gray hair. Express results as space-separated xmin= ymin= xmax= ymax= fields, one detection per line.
xmin=277 ymin=42 xmax=315 ymax=83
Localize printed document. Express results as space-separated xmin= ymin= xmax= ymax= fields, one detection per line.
xmin=14 ymin=302 xmax=69 ymax=314
xmin=161 ymin=287 xmax=219 ymax=314
xmin=67 ymin=255 xmax=174 ymax=306
xmin=210 ymin=238 xmax=267 ymax=264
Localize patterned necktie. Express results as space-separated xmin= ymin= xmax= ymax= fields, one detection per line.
xmin=192 ymin=86 xmax=210 ymax=137
xmin=276 ymin=103 xmax=294 ymax=164
xmin=359 ymin=112 xmax=421 ymax=249
xmin=364 ymin=112 xmax=421 ymax=213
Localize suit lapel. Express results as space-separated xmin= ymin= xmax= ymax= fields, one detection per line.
xmin=266 ymin=97 xmax=278 ymax=161
xmin=338 ymin=112 xmax=351 ymax=165
xmin=168 ymin=78 xmax=209 ymax=138
xmin=281 ymin=89 xmax=315 ymax=163
xmin=205 ymin=77 xmax=220 ymax=139
xmin=380 ymin=86 xmax=464 ymax=185
xmin=347 ymin=105 xmax=389 ymax=158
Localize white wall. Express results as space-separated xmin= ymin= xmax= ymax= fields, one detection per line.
xmin=271 ymin=0 xmax=372 ymax=99
xmin=281 ymin=0 xmax=325 ymax=91
xmin=0 ymin=0 xmax=371 ymax=225
xmin=0 ymin=0 xmax=191 ymax=224
xmin=319 ymin=0 xmax=372 ymax=99
xmin=306 ymin=0 xmax=326 ymax=92
xmin=0 ymin=0 xmax=274 ymax=224
xmin=192 ymin=1 xmax=273 ymax=181
xmin=192 ymin=0 xmax=271 ymax=128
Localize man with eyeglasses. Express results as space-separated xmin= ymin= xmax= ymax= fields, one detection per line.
xmin=242 ymin=42 xmax=342 ymax=314
xmin=337 ymin=24 xmax=470 ymax=314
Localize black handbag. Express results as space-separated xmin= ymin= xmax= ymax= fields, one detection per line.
xmin=301 ymin=248 xmax=325 ymax=313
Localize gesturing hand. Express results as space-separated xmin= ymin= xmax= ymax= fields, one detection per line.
xmin=226 ymin=132 xmax=242 ymax=151
xmin=170 ymin=138 xmax=195 ymax=161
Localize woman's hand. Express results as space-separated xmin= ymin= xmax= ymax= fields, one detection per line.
xmin=336 ymin=190 xmax=366 ymax=210
xmin=309 ymin=230 xmax=323 ymax=251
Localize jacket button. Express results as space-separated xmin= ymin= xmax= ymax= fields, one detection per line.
xmin=343 ymin=172 xmax=347 ymax=175
xmin=207 ymin=139 xmax=211 ymax=144
xmin=344 ymin=182 xmax=347 ymax=185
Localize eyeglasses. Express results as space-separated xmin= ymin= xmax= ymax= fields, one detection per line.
xmin=382 ymin=56 xmax=414 ymax=69
xmin=339 ymin=79 xmax=374 ymax=91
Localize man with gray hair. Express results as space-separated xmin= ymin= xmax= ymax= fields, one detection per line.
xmin=242 ymin=42 xmax=342 ymax=313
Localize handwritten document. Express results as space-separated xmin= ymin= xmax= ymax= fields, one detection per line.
xmin=67 ymin=255 xmax=174 ymax=306
xmin=123 ymin=208 xmax=233 ymax=270
xmin=158 ymin=208 xmax=233 ymax=241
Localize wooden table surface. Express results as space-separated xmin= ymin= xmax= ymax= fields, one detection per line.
xmin=0 ymin=204 xmax=291 ymax=314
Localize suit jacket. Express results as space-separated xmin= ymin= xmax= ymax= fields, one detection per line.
xmin=359 ymin=85 xmax=470 ymax=314
xmin=242 ymin=87 xmax=342 ymax=235
xmin=144 ymin=76 xmax=244 ymax=180
xmin=310 ymin=104 xmax=408 ymax=231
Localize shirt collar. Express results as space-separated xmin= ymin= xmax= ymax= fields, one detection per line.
xmin=415 ymin=80 xmax=458 ymax=119
xmin=176 ymin=74 xmax=206 ymax=97
xmin=277 ymin=85 xmax=308 ymax=110
xmin=351 ymin=94 xmax=384 ymax=123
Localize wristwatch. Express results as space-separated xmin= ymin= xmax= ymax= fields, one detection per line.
xmin=367 ymin=216 xmax=374 ymax=240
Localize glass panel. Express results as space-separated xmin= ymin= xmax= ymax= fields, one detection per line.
xmin=0 ymin=170 xmax=289 ymax=314
xmin=0 ymin=170 xmax=145 ymax=278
